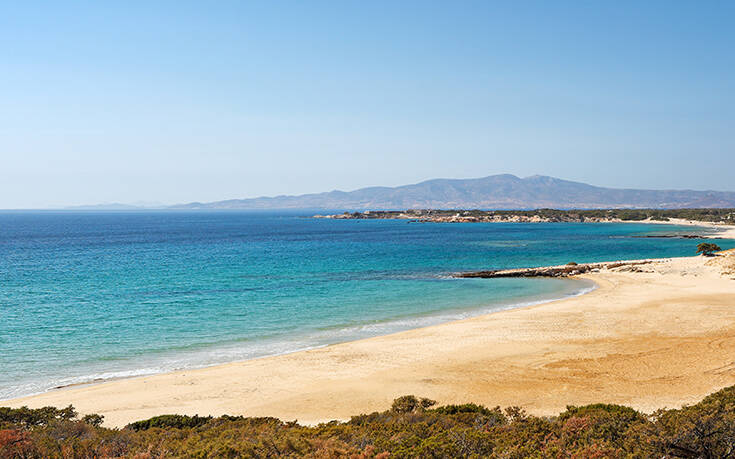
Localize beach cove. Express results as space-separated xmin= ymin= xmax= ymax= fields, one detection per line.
xmin=6 ymin=212 xmax=727 ymax=401
xmin=7 ymin=250 xmax=735 ymax=428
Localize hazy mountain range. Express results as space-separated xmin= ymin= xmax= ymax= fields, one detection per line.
xmin=167 ymin=175 xmax=735 ymax=210
xmin=64 ymin=201 xmax=166 ymax=211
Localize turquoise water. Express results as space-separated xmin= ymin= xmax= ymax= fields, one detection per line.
xmin=1 ymin=211 xmax=731 ymax=399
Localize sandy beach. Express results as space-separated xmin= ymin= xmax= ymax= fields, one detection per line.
xmin=639 ymin=218 xmax=735 ymax=238
xmin=5 ymin=248 xmax=735 ymax=428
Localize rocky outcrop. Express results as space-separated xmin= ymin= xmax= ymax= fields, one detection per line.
xmin=454 ymin=261 xmax=655 ymax=278
xmin=631 ymin=234 xmax=707 ymax=239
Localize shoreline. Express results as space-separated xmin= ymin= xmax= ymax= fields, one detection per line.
xmin=317 ymin=210 xmax=735 ymax=238
xmin=636 ymin=217 xmax=735 ymax=238
xmin=4 ymin=277 xmax=605 ymax=412
xmin=5 ymin=251 xmax=735 ymax=428
xmin=1 ymin=277 xmax=597 ymax=402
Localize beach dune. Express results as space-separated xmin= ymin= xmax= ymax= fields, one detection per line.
xmin=6 ymin=253 xmax=735 ymax=428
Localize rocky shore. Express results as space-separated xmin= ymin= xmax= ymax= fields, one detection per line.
xmin=454 ymin=260 xmax=656 ymax=278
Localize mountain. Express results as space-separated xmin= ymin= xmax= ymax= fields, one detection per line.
xmin=64 ymin=202 xmax=166 ymax=210
xmin=173 ymin=174 xmax=735 ymax=210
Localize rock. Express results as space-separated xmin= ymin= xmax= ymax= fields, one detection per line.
xmin=454 ymin=261 xmax=653 ymax=279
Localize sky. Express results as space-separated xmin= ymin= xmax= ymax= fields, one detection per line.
xmin=1 ymin=1 xmax=733 ymax=208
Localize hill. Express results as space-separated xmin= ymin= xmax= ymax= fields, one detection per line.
xmin=174 ymin=174 xmax=735 ymax=210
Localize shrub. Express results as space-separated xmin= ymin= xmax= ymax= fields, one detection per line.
xmin=696 ymin=242 xmax=722 ymax=256
xmin=433 ymin=402 xmax=503 ymax=418
xmin=126 ymin=414 xmax=212 ymax=431
xmin=390 ymin=395 xmax=436 ymax=413
xmin=0 ymin=429 xmax=36 ymax=457
xmin=2 ymin=387 xmax=735 ymax=457
xmin=0 ymin=405 xmax=77 ymax=428
xmin=81 ymin=413 xmax=104 ymax=427
xmin=636 ymin=385 xmax=735 ymax=457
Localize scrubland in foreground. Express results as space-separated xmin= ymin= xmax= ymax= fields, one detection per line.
xmin=3 ymin=386 xmax=735 ymax=458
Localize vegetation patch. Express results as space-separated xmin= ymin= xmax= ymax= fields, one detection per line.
xmin=3 ymin=385 xmax=735 ymax=457
xmin=697 ymin=242 xmax=722 ymax=256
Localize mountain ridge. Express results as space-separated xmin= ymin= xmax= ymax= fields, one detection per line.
xmin=172 ymin=174 xmax=735 ymax=210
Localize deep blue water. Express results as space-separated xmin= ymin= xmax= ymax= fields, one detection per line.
xmin=1 ymin=211 xmax=731 ymax=399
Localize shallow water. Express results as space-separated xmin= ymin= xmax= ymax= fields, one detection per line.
xmin=0 ymin=211 xmax=730 ymax=399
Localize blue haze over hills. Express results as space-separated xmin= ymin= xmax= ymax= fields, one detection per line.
xmin=171 ymin=175 xmax=735 ymax=210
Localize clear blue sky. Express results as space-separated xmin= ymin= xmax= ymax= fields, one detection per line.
xmin=1 ymin=1 xmax=733 ymax=208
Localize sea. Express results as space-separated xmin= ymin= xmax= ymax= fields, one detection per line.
xmin=1 ymin=210 xmax=731 ymax=400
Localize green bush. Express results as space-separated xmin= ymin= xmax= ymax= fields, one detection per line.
xmin=126 ymin=413 xmax=213 ymax=431
xmin=390 ymin=395 xmax=436 ymax=413
xmin=0 ymin=405 xmax=76 ymax=428
xmin=696 ymin=242 xmax=722 ymax=256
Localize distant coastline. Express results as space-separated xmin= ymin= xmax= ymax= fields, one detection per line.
xmin=315 ymin=208 xmax=735 ymax=237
